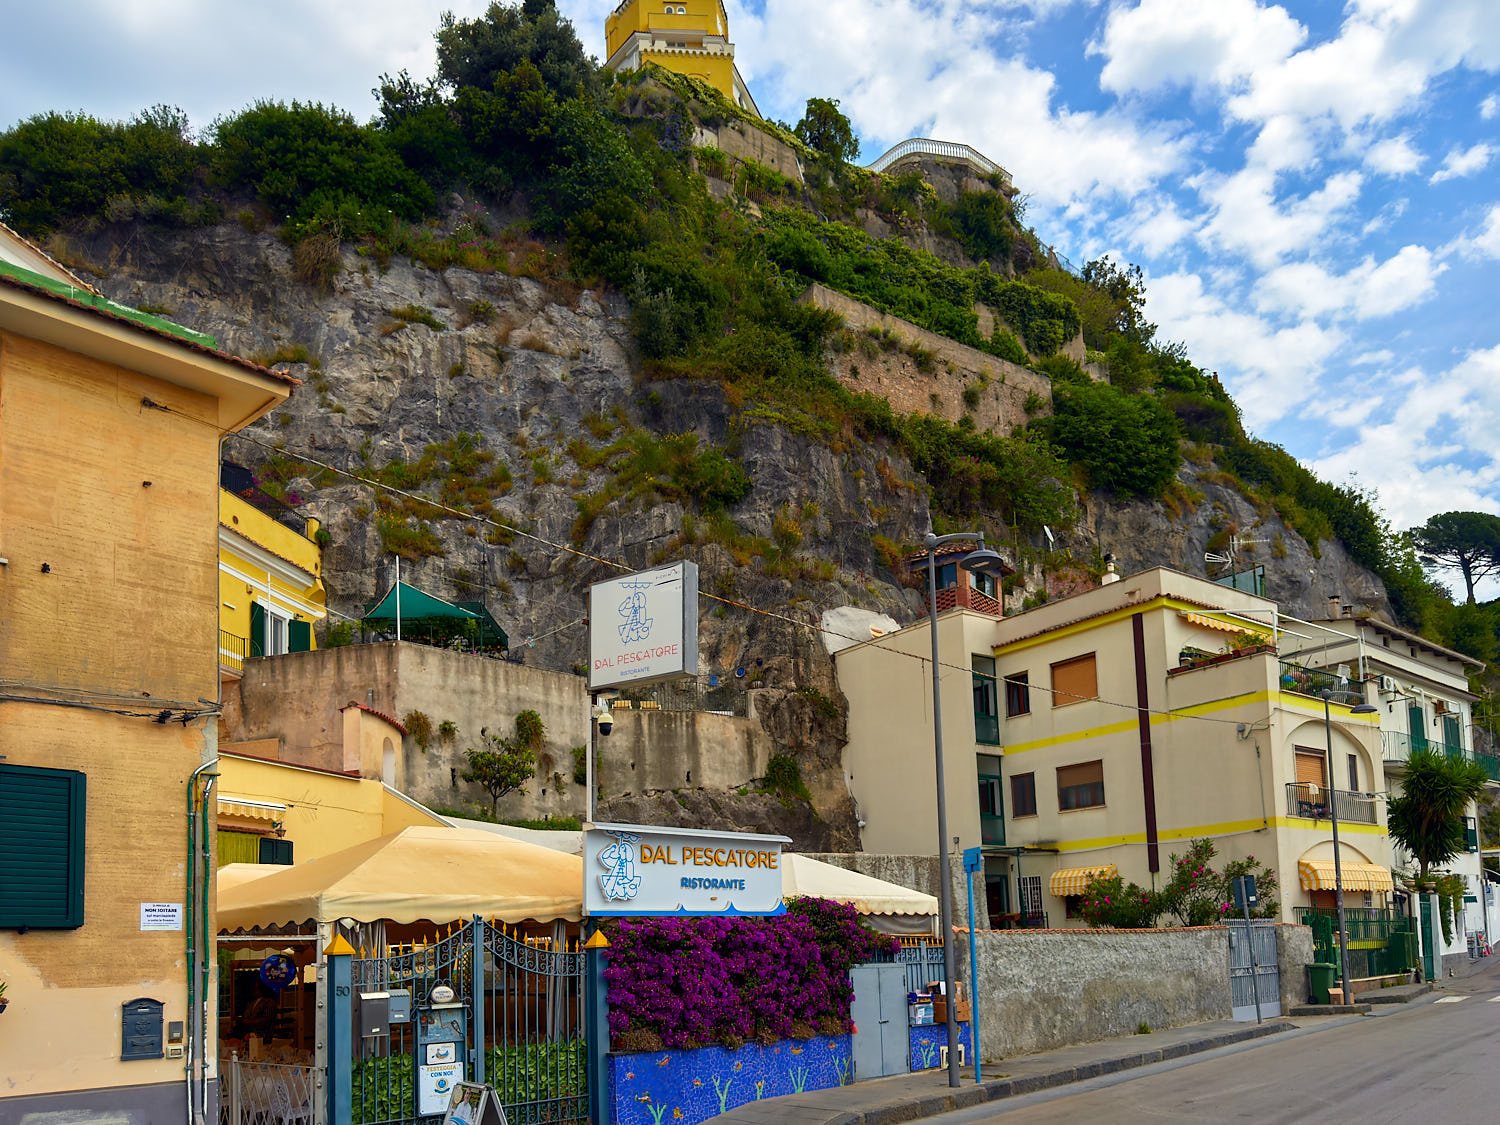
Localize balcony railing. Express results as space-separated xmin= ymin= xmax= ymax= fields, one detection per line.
xmin=1285 ymin=782 xmax=1378 ymax=825
xmin=219 ymin=629 xmax=252 ymax=673
xmin=1383 ymin=731 xmax=1500 ymax=780
xmin=974 ymin=710 xmax=1000 ymax=745
xmin=1278 ymin=661 xmax=1356 ymax=700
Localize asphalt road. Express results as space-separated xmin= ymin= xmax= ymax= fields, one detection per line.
xmin=934 ymin=960 xmax=1500 ymax=1124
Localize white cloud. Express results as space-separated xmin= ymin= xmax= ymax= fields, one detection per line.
xmin=734 ymin=0 xmax=1191 ymax=208
xmin=1120 ymin=201 xmax=1199 ymax=257
xmin=1196 ymin=168 xmax=1364 ymax=269
xmin=1483 ymin=93 xmax=1500 ymax=120
xmin=1253 ymin=246 xmax=1445 ymax=320
xmin=1429 ymin=142 xmax=1495 ymax=183
xmin=1093 ymin=0 xmax=1306 ymax=96
xmin=1352 ymin=349 xmax=1396 ymax=366
xmin=1363 ymin=134 xmax=1423 ymax=175
xmin=1145 ymin=270 xmax=1346 ymax=426
xmin=1449 ymin=204 xmax=1500 ymax=260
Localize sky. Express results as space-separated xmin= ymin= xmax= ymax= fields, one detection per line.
xmin=4 ymin=0 xmax=1500 ymax=553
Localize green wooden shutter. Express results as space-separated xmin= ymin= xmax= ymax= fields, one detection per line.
xmin=1466 ymin=817 xmax=1480 ymax=853
xmin=0 ymin=764 xmax=86 ymax=929
xmin=250 ymin=602 xmax=266 ymax=657
xmin=288 ymin=619 xmax=312 ymax=653
xmin=259 ymin=837 xmax=294 ymax=865
xmin=1409 ymin=705 xmax=1426 ymax=753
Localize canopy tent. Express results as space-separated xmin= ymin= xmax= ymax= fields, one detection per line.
xmin=217 ymin=826 xmax=582 ymax=931
xmin=362 ymin=580 xmax=507 ymax=652
xmin=782 ymin=854 xmax=939 ymax=935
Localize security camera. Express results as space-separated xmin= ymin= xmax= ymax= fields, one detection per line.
xmin=595 ymin=706 xmax=613 ymax=736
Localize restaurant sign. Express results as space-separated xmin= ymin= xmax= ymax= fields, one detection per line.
xmin=588 ymin=562 xmax=699 ymax=691
xmin=583 ymin=822 xmax=790 ymax=917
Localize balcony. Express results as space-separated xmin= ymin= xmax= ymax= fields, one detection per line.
xmin=1278 ymin=661 xmax=1357 ymax=701
xmin=1382 ymin=732 xmax=1500 ymax=781
xmin=1286 ymin=782 xmax=1378 ymax=825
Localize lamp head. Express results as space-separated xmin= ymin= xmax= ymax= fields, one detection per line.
xmin=1350 ymin=703 xmax=1379 ymax=715
xmin=959 ymin=545 xmax=1011 ymax=580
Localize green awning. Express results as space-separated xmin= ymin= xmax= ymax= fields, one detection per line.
xmin=455 ymin=602 xmax=509 ymax=652
xmin=363 ymin=582 xmax=478 ymax=622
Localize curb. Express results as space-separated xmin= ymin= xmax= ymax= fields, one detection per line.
xmin=708 ymin=1022 xmax=1293 ymax=1125
xmin=1287 ymin=1003 xmax=1372 ymax=1015
xmin=1363 ymin=983 xmax=1434 ymax=1005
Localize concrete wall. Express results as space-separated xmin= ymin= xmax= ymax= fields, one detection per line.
xmin=955 ymin=927 xmax=1231 ymax=1061
xmin=1275 ymin=924 xmax=1316 ymax=1009
xmin=694 ymin=119 xmax=805 ymax=183
xmin=803 ymin=852 xmax=990 ymax=931
xmin=801 ymin=283 xmax=1052 ymax=435
xmin=229 ymin=642 xmax=772 ymax=822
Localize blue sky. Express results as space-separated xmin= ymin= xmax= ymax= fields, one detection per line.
xmin=4 ymin=0 xmax=1498 ymax=542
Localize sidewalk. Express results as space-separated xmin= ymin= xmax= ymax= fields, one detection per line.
xmin=706 ymin=1018 xmax=1292 ymax=1125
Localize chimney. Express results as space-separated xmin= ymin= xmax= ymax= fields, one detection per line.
xmin=1327 ymin=594 xmax=1341 ymax=619
xmin=1101 ymin=553 xmax=1120 ymax=585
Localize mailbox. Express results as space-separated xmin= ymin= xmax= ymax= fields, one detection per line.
xmin=388 ymin=988 xmax=412 ymax=1025
xmin=355 ymin=991 xmax=391 ymax=1038
xmin=416 ymin=990 xmax=468 ymax=1116
xmin=122 ymin=998 xmax=165 ymax=1061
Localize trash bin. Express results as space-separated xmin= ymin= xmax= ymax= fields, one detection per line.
xmin=1307 ymin=962 xmax=1336 ymax=1005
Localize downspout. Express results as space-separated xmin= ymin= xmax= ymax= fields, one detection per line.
xmin=186 ymin=756 xmax=219 ymax=1125
xmin=1132 ymin=614 xmax=1161 ymax=873
xmin=200 ymin=764 xmax=218 ymax=1124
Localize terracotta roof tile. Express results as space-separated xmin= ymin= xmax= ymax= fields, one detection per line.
xmin=340 ymin=701 xmax=408 ymax=734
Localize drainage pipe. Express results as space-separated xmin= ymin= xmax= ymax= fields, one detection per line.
xmin=199 ymin=767 xmax=218 ymax=1122
xmin=185 ymin=756 xmax=219 ymax=1125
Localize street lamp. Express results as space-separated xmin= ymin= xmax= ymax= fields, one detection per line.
xmin=923 ymin=531 xmax=1009 ymax=1087
xmin=1321 ymin=688 xmax=1379 ymax=1004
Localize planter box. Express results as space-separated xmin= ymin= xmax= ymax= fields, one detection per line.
xmin=608 ymin=1034 xmax=852 ymax=1125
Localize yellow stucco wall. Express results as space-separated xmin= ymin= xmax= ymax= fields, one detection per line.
xmin=218 ymin=753 xmax=444 ymax=866
xmin=218 ymin=489 xmax=324 ymax=661
xmin=606 ymin=0 xmax=729 ymax=58
xmin=605 ymin=0 xmax=745 ymax=106
xmin=0 ymin=326 xmax=242 ymax=1100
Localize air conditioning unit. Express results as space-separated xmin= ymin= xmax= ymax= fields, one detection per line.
xmin=1378 ymin=675 xmax=1396 ymax=693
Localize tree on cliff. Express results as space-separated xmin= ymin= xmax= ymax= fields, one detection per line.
xmin=435 ymin=0 xmax=597 ymax=98
xmin=794 ymin=97 xmax=859 ymax=167
xmin=462 ymin=709 xmax=544 ymax=816
xmin=1409 ymin=511 xmax=1500 ymax=603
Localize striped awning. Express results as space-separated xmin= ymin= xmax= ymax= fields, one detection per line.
xmin=1298 ymin=860 xmax=1393 ymax=893
xmin=1050 ymin=864 xmax=1118 ymax=897
xmin=1181 ymin=612 xmax=1268 ymax=636
xmin=218 ymin=797 xmax=286 ymax=824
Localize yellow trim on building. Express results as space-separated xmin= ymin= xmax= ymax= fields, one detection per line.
xmin=994 ymin=596 xmax=1199 ymax=654
xmin=1029 ymin=816 xmax=1390 ymax=856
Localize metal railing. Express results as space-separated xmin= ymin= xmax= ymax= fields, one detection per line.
xmin=1294 ymin=907 xmax=1417 ymax=979
xmin=866 ymin=137 xmax=1010 ymax=182
xmin=1278 ymin=661 xmax=1355 ymax=699
xmin=219 ymin=629 xmax=252 ymax=673
xmin=1285 ymin=782 xmax=1378 ymax=824
xmin=1382 ymin=731 xmax=1500 ymax=780
xmin=219 ymin=1055 xmax=317 ymax=1125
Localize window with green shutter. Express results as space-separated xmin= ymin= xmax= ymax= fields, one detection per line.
xmin=249 ymin=602 xmax=266 ymax=657
xmin=288 ymin=619 xmax=312 ymax=654
xmin=0 ymin=764 xmax=86 ymax=929
xmin=259 ymin=837 xmax=294 ymax=865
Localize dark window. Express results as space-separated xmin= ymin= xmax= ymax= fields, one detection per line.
xmin=1063 ymin=895 xmax=1084 ymax=919
xmin=970 ymin=570 xmax=997 ymax=598
xmin=1051 ymin=654 xmax=1098 ymax=706
xmin=937 ymin=562 xmax=958 ymax=589
xmin=1347 ymin=753 xmax=1359 ymax=792
xmin=1005 ymin=672 xmax=1031 ymax=717
xmin=973 ymin=656 xmax=999 ymax=744
xmin=1466 ymin=816 xmax=1480 ymax=853
xmin=0 ymin=763 xmax=86 ymax=929
xmin=259 ymin=837 xmax=294 ymax=865
xmin=1057 ymin=760 xmax=1105 ymax=810
xmin=1010 ymin=772 xmax=1038 ymax=818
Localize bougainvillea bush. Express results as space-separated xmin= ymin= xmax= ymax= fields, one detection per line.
xmin=603 ymin=897 xmax=898 ymax=1052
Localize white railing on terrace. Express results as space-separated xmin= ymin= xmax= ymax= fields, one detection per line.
xmin=866 ymin=137 xmax=1011 ymax=183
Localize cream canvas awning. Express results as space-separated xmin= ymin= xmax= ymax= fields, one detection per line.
xmin=1298 ymin=860 xmax=1393 ymax=893
xmin=781 ymin=855 xmax=939 ymax=917
xmin=217 ymin=826 xmax=583 ymax=930
xmin=218 ymin=797 xmax=286 ymax=823
xmin=1050 ymin=864 xmax=1118 ymax=898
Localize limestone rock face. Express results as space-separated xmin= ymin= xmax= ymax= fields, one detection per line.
xmin=68 ymin=213 xmax=1391 ymax=845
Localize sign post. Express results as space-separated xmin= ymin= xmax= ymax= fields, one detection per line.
xmin=1233 ymin=875 xmax=1262 ymax=1025
xmin=962 ymin=847 xmax=983 ymax=1082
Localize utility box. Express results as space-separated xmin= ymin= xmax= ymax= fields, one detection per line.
xmin=355 ymin=991 xmax=391 ymax=1038
xmin=388 ymin=988 xmax=413 ymax=1025
xmin=416 ymin=999 xmax=468 ymax=1116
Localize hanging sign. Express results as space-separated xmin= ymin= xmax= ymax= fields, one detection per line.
xmin=443 ymin=1082 xmax=508 ymax=1125
xmin=583 ymin=822 xmax=790 ymax=917
xmin=588 ymin=562 xmax=699 ymax=690
xmin=258 ymin=954 xmax=297 ymax=992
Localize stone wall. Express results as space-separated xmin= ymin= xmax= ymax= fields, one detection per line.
xmin=1274 ymin=924 xmax=1315 ymax=1010
xmin=802 ymin=853 xmax=989 ymax=931
xmin=692 ymin=120 xmax=805 ymax=183
xmin=954 ymin=927 xmax=1230 ymax=1061
xmin=800 ymin=283 xmax=1053 ymax=435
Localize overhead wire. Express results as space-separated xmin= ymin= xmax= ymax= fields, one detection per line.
xmin=219 ymin=427 xmax=1320 ymax=732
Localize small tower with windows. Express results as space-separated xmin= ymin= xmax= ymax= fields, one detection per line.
xmin=605 ymin=0 xmax=759 ymax=116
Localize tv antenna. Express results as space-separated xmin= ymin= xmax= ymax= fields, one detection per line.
xmin=1205 ymin=530 xmax=1270 ymax=577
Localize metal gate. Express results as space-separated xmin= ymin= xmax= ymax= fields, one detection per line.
xmin=1228 ymin=920 xmax=1280 ymax=1021
xmin=349 ymin=918 xmax=587 ymax=1124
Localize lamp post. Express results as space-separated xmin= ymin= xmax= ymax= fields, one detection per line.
xmin=924 ymin=531 xmax=1009 ymax=1087
xmin=1321 ymin=688 xmax=1379 ymax=1004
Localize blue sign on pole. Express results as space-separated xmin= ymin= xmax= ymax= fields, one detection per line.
xmin=961 ymin=847 xmax=983 ymax=1081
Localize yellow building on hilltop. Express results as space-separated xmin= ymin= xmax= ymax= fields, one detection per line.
xmin=217 ymin=461 xmax=325 ymax=682
xmin=605 ymin=0 xmax=760 ymax=116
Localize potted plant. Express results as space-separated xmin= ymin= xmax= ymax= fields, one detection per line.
xmin=0 ymin=978 xmax=8 ymax=1014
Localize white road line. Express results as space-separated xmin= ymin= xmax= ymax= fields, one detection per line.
xmin=1487 ymin=996 xmax=1500 ymax=1002
xmin=1435 ymin=996 xmax=1467 ymax=1003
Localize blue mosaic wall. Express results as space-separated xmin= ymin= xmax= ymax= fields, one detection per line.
xmin=909 ymin=1021 xmax=972 ymax=1071
xmin=608 ymin=1034 xmax=853 ymax=1125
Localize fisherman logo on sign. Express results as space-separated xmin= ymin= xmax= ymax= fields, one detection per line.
xmin=616 ymin=579 xmax=654 ymax=645
xmin=598 ymin=831 xmax=642 ymax=901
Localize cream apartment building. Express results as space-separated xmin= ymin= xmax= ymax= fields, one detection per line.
xmin=838 ymin=565 xmax=1392 ymax=928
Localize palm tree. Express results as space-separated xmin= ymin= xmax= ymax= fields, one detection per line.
xmin=1387 ymin=749 xmax=1488 ymax=882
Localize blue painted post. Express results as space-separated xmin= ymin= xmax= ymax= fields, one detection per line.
xmin=325 ymin=933 xmax=355 ymax=1125
xmin=962 ymin=847 xmax=983 ymax=1083
xmin=584 ymin=925 xmax=611 ymax=1125
xmin=472 ymin=917 xmax=486 ymax=1086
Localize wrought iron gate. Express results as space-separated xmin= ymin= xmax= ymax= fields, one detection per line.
xmin=1228 ymin=920 xmax=1280 ymax=1021
xmin=348 ymin=918 xmax=587 ymax=1124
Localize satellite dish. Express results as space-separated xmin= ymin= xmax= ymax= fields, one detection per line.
xmin=1043 ymin=525 xmax=1055 ymax=548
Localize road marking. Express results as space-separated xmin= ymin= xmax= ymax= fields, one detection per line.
xmin=1487 ymin=996 xmax=1500 ymax=1002
xmin=1435 ymin=996 xmax=1467 ymax=1003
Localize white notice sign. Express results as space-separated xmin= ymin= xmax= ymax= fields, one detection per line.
xmin=140 ymin=903 xmax=184 ymax=931
xmin=588 ymin=562 xmax=699 ymax=691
